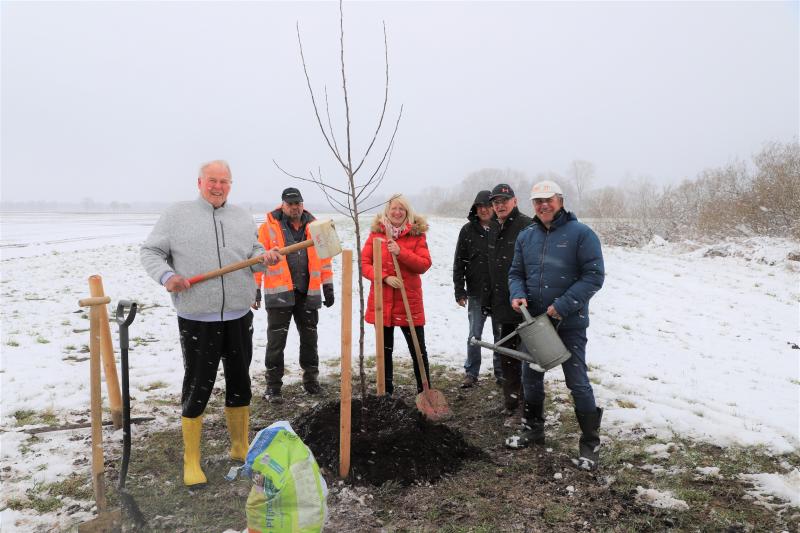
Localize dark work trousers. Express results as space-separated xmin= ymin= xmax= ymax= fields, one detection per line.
xmin=383 ymin=325 xmax=431 ymax=395
xmin=265 ymin=291 xmax=319 ymax=391
xmin=497 ymin=322 xmax=523 ymax=411
xmin=522 ymin=328 xmax=597 ymax=412
xmin=178 ymin=312 xmax=254 ymax=418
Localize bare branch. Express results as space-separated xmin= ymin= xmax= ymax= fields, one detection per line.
xmin=357 ymin=140 xmax=396 ymax=205
xmin=311 ymin=168 xmax=353 ymax=216
xmin=353 ymin=21 xmax=390 ymax=176
xmin=353 ymin=135 xmax=395 ymax=194
xmin=359 ymin=193 xmax=402 ymax=215
xmin=355 ymin=105 xmax=403 ymax=200
xmin=273 ymin=159 xmax=350 ymax=196
xmin=297 ymin=22 xmax=348 ymax=171
xmin=339 ymin=0 xmax=354 ymax=175
xmin=323 ymin=86 xmax=341 ymax=157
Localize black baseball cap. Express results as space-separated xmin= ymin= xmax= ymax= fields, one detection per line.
xmin=281 ymin=187 xmax=304 ymax=202
xmin=489 ymin=183 xmax=515 ymax=200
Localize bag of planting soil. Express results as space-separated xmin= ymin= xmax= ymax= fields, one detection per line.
xmin=241 ymin=421 xmax=328 ymax=533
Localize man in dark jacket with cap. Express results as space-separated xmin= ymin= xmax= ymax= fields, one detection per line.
xmin=253 ymin=187 xmax=335 ymax=402
xmin=504 ymin=180 xmax=605 ymax=472
xmin=485 ymin=183 xmax=532 ymax=425
xmin=453 ymin=190 xmax=502 ymax=388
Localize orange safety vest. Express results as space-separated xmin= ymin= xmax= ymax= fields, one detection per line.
xmin=254 ymin=210 xmax=333 ymax=308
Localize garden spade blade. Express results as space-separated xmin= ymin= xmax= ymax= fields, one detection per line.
xmin=415 ymin=388 xmax=450 ymax=423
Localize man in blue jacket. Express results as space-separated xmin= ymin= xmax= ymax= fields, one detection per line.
xmin=504 ymin=180 xmax=605 ymax=471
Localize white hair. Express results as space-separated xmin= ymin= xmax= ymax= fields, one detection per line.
xmin=198 ymin=160 xmax=232 ymax=179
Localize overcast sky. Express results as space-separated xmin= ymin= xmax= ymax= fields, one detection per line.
xmin=2 ymin=1 xmax=797 ymax=205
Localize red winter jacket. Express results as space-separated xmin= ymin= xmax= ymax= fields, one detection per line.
xmin=361 ymin=215 xmax=431 ymax=327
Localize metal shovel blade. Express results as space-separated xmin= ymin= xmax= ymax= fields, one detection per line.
xmin=78 ymin=509 xmax=121 ymax=532
xmin=416 ymin=388 xmax=450 ymax=422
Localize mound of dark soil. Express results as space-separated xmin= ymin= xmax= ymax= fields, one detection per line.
xmin=294 ymin=394 xmax=483 ymax=486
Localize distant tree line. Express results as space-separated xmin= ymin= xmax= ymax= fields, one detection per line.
xmin=415 ymin=140 xmax=799 ymax=243
xmin=0 ymin=200 xmax=334 ymax=216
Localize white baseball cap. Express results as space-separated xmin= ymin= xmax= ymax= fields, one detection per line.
xmin=530 ymin=180 xmax=563 ymax=199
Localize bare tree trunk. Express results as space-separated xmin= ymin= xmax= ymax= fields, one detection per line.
xmin=276 ymin=0 xmax=402 ymax=403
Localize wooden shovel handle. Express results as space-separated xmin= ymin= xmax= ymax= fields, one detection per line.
xmin=389 ymin=253 xmax=431 ymax=392
xmin=186 ymin=240 xmax=313 ymax=285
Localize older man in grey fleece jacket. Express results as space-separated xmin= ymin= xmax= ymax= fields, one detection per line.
xmin=140 ymin=160 xmax=280 ymax=487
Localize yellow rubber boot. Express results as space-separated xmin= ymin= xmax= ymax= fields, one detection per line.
xmin=181 ymin=416 xmax=207 ymax=486
xmin=225 ymin=406 xmax=250 ymax=462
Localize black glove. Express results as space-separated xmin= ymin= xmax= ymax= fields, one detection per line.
xmin=481 ymin=305 xmax=492 ymax=317
xmin=323 ymin=284 xmax=335 ymax=308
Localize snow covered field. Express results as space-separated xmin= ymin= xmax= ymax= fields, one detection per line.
xmin=1 ymin=211 xmax=798 ymax=530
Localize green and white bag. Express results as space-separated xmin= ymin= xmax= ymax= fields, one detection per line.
xmin=236 ymin=421 xmax=328 ymax=533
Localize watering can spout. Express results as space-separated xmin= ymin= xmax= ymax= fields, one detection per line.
xmin=468 ymin=304 xmax=572 ymax=372
xmin=469 ymin=337 xmax=547 ymax=373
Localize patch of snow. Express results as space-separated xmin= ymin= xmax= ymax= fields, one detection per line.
xmin=639 ymin=463 xmax=665 ymax=474
xmin=739 ymin=469 xmax=800 ymax=509
xmin=694 ymin=466 xmax=722 ymax=479
xmin=639 ymin=463 xmax=684 ymax=476
xmin=645 ymin=235 xmax=667 ymax=247
xmin=644 ymin=442 xmax=678 ymax=460
xmin=686 ymin=236 xmax=798 ymax=267
xmin=635 ymin=486 xmax=690 ymax=510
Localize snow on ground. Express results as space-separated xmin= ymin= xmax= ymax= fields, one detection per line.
xmin=635 ymin=486 xmax=690 ymax=510
xmin=1 ymin=211 xmax=799 ymax=530
xmin=739 ymin=469 xmax=800 ymax=509
xmin=589 ymin=238 xmax=799 ymax=453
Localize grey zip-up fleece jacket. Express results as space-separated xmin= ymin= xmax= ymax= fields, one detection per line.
xmin=140 ymin=196 xmax=266 ymax=317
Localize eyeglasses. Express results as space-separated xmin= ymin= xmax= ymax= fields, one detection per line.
xmin=491 ymin=197 xmax=511 ymax=205
xmin=533 ymin=197 xmax=558 ymax=205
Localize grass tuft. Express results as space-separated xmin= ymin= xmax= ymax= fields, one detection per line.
xmin=143 ymin=380 xmax=168 ymax=391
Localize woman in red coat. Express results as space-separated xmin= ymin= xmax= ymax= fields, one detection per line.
xmin=361 ymin=194 xmax=432 ymax=395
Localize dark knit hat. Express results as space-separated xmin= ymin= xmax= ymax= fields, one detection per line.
xmin=472 ymin=190 xmax=492 ymax=207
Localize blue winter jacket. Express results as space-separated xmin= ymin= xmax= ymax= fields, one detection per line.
xmin=508 ymin=210 xmax=604 ymax=330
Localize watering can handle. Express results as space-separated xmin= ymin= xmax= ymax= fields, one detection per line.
xmin=519 ymin=302 xmax=562 ymax=329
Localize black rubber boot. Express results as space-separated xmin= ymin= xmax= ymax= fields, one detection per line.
xmin=575 ymin=407 xmax=603 ymax=471
xmin=505 ymin=402 xmax=544 ymax=449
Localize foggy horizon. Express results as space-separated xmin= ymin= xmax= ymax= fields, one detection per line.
xmin=2 ymin=1 xmax=797 ymax=205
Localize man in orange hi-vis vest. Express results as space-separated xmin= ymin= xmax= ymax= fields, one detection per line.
xmin=253 ymin=187 xmax=334 ymax=403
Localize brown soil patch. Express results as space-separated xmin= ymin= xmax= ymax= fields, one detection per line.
xmin=294 ymin=394 xmax=484 ymax=486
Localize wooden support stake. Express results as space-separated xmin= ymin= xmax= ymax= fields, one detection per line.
xmin=85 ymin=299 xmax=108 ymax=512
xmin=339 ymin=249 xmax=353 ymax=479
xmin=77 ymin=295 xmax=121 ymax=533
xmin=88 ymin=275 xmax=122 ymax=429
xmin=373 ymin=238 xmax=385 ymax=396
